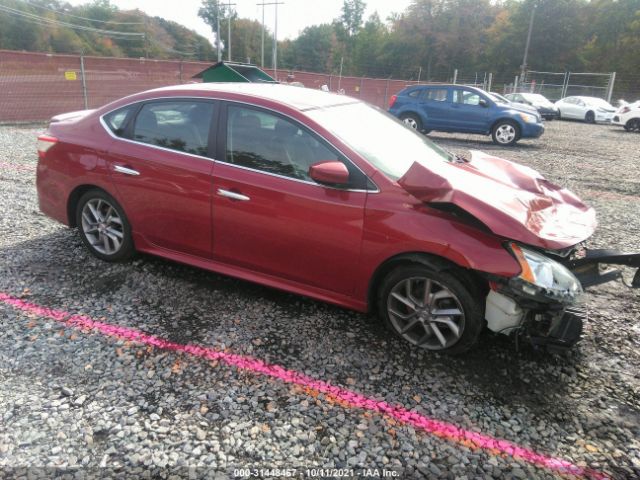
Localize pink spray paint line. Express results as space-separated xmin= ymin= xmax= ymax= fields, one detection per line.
xmin=0 ymin=292 xmax=608 ymax=480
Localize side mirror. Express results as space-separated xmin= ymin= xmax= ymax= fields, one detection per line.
xmin=309 ymin=161 xmax=350 ymax=186
xmin=479 ymin=98 xmax=489 ymax=108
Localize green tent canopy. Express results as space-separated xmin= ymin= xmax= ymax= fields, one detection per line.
xmin=192 ymin=61 xmax=277 ymax=83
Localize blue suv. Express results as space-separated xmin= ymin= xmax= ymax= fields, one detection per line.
xmin=388 ymin=84 xmax=544 ymax=146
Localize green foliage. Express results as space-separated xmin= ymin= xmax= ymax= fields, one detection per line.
xmin=0 ymin=0 xmax=216 ymax=60
xmin=2 ymin=0 xmax=640 ymax=84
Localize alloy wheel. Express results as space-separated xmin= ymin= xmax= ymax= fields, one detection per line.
xmin=81 ymin=198 xmax=124 ymax=255
xmin=495 ymin=124 xmax=516 ymax=144
xmin=387 ymin=277 xmax=465 ymax=350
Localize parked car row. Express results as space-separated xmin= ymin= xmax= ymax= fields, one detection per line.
xmin=388 ymin=84 xmax=637 ymax=144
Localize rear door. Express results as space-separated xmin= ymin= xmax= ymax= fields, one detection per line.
xmin=449 ymin=88 xmax=490 ymax=132
xmin=106 ymin=99 xmax=217 ymax=258
xmin=418 ymin=87 xmax=451 ymax=129
xmin=210 ymin=102 xmax=370 ymax=296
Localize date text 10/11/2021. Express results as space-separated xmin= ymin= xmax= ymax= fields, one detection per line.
xmin=233 ymin=468 xmax=401 ymax=478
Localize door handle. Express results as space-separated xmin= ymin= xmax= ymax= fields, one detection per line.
xmin=113 ymin=165 xmax=140 ymax=176
xmin=217 ymin=188 xmax=250 ymax=201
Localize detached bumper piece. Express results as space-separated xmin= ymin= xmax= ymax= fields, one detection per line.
xmin=528 ymin=307 xmax=586 ymax=353
xmin=564 ymin=249 xmax=640 ymax=289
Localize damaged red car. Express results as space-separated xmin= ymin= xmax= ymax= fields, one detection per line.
xmin=36 ymin=84 xmax=640 ymax=354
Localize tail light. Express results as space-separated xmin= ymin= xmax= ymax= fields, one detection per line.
xmin=388 ymin=94 xmax=397 ymax=108
xmin=37 ymin=134 xmax=58 ymax=159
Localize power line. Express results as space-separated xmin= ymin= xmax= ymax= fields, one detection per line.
xmin=20 ymin=0 xmax=143 ymax=25
xmin=0 ymin=4 xmax=145 ymax=37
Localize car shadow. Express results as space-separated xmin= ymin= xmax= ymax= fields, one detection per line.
xmin=1 ymin=229 xmax=582 ymax=417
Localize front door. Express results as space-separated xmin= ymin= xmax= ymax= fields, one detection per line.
xmin=107 ymin=99 xmax=217 ymax=258
xmin=449 ymin=88 xmax=490 ymax=133
xmin=211 ymin=103 xmax=369 ymax=295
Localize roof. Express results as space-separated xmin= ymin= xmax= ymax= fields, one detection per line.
xmin=147 ymin=83 xmax=358 ymax=111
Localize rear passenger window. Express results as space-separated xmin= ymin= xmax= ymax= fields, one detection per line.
xmin=132 ymin=101 xmax=214 ymax=156
xmin=423 ymin=89 xmax=448 ymax=102
xmin=103 ymin=106 xmax=134 ymax=137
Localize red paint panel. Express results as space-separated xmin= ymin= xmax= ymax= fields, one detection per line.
xmin=106 ymin=141 xmax=214 ymax=259
xmin=212 ymin=162 xmax=366 ymax=295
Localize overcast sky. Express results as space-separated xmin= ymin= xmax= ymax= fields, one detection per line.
xmin=65 ymin=0 xmax=412 ymax=42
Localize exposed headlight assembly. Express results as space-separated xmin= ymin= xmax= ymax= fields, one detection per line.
xmin=508 ymin=243 xmax=583 ymax=304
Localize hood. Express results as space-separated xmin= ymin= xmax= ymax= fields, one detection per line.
xmin=397 ymin=150 xmax=596 ymax=250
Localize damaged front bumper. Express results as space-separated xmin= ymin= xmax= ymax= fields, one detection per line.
xmin=485 ymin=247 xmax=640 ymax=352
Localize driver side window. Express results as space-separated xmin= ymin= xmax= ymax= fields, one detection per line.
xmin=224 ymin=104 xmax=369 ymax=189
xmin=454 ymin=89 xmax=481 ymax=106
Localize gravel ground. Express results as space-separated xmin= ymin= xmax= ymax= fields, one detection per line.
xmin=1 ymin=120 xmax=639 ymax=479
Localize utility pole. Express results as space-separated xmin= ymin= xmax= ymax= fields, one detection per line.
xmin=226 ymin=1 xmax=236 ymax=62
xmin=520 ymin=4 xmax=537 ymax=82
xmin=256 ymin=1 xmax=284 ymax=69
xmin=216 ymin=1 xmax=221 ymax=62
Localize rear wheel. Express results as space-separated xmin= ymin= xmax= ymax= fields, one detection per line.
xmin=400 ymin=113 xmax=422 ymax=131
xmin=585 ymin=111 xmax=595 ymax=123
xmin=491 ymin=120 xmax=520 ymax=146
xmin=377 ymin=265 xmax=483 ymax=354
xmin=75 ymin=189 xmax=134 ymax=262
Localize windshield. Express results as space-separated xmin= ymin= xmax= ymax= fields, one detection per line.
xmin=306 ymin=102 xmax=454 ymax=181
xmin=522 ymin=93 xmax=549 ymax=103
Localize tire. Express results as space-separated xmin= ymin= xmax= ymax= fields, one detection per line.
xmin=75 ymin=189 xmax=135 ymax=262
xmin=400 ymin=113 xmax=422 ymax=131
xmin=491 ymin=120 xmax=520 ymax=146
xmin=625 ymin=118 xmax=640 ymax=132
xmin=585 ymin=111 xmax=595 ymax=123
xmin=377 ymin=264 xmax=484 ymax=355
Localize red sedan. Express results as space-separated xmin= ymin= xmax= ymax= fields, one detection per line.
xmin=36 ymin=83 xmax=640 ymax=354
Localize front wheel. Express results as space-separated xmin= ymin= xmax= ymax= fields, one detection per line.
xmin=585 ymin=111 xmax=595 ymax=123
xmin=377 ymin=265 xmax=484 ymax=354
xmin=491 ymin=121 xmax=520 ymax=146
xmin=76 ymin=189 xmax=135 ymax=262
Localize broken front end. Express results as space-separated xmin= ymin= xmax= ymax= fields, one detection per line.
xmin=484 ymin=243 xmax=640 ymax=353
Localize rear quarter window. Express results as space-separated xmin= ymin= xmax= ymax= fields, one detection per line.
xmin=103 ymin=106 xmax=134 ymax=137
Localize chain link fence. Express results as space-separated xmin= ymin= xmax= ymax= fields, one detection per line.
xmin=2 ymin=49 xmax=636 ymax=122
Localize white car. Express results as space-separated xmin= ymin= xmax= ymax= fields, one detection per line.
xmin=612 ymin=101 xmax=640 ymax=131
xmin=555 ymin=96 xmax=616 ymax=123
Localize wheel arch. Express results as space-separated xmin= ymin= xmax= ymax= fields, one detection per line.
xmin=67 ymin=184 xmax=110 ymax=227
xmin=366 ymin=252 xmax=488 ymax=314
xmin=490 ymin=117 xmax=522 ymax=138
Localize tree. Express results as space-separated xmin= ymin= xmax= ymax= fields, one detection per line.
xmin=198 ymin=0 xmax=236 ymax=57
xmin=340 ymin=0 xmax=366 ymax=38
